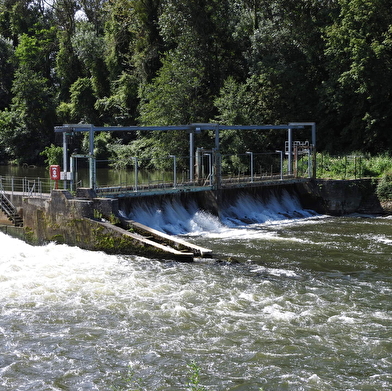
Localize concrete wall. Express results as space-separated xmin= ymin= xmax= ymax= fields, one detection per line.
xmin=294 ymin=179 xmax=383 ymax=215
xmin=0 ymin=210 xmax=12 ymax=225
xmin=9 ymin=190 xmax=193 ymax=259
xmin=20 ymin=190 xmax=125 ymax=250
xmin=2 ymin=179 xmax=386 ymax=256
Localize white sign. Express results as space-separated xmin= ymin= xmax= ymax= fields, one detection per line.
xmin=60 ymin=172 xmax=73 ymax=180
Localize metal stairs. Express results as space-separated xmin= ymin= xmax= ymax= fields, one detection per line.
xmin=0 ymin=185 xmax=23 ymax=227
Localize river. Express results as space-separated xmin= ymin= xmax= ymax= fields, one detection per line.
xmin=1 ymin=191 xmax=391 ymax=390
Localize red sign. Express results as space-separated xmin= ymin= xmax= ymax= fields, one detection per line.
xmin=50 ymin=165 xmax=61 ymax=181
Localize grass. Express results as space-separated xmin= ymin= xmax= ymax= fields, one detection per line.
xmin=315 ymin=152 xmax=392 ymax=180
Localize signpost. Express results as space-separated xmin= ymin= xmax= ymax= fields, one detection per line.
xmin=50 ymin=165 xmax=61 ymax=189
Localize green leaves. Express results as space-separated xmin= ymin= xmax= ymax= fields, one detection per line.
xmin=322 ymin=0 xmax=392 ymax=153
xmin=1 ymin=0 xmax=392 ymax=166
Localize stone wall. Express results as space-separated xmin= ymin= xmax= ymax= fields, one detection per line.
xmin=22 ymin=190 xmax=118 ymax=247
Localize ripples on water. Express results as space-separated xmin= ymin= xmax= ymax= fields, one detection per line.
xmin=1 ymin=199 xmax=392 ymax=390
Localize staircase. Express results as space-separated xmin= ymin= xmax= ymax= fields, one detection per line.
xmin=0 ymin=185 xmax=23 ymax=227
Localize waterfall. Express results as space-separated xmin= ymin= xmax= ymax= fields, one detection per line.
xmin=120 ymin=188 xmax=317 ymax=235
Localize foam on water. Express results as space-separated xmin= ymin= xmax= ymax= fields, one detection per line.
xmin=124 ymin=189 xmax=318 ymax=238
xmin=1 ymin=213 xmax=391 ymax=390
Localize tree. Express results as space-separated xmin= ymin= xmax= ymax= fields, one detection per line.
xmin=322 ymin=0 xmax=392 ymax=153
xmin=0 ymin=67 xmax=55 ymax=163
xmin=135 ymin=0 xmax=248 ymax=163
xmin=214 ymin=75 xmax=284 ymax=154
xmin=71 ymin=21 xmax=109 ymax=97
xmin=53 ymin=0 xmax=83 ymax=100
xmin=131 ymin=0 xmax=164 ymax=83
xmin=15 ymin=27 xmax=58 ymax=81
xmin=0 ymin=36 xmax=14 ymax=110
xmin=214 ymin=0 xmax=333 ymax=154
xmin=57 ymin=77 xmax=99 ymax=124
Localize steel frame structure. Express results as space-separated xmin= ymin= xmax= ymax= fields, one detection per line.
xmin=55 ymin=122 xmax=315 ymax=189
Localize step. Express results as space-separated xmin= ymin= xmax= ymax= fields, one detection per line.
xmin=124 ymin=219 xmax=213 ymax=257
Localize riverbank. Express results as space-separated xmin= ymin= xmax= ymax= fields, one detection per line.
xmin=380 ymin=200 xmax=392 ymax=214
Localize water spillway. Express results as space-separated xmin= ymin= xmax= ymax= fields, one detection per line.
xmin=118 ymin=184 xmax=317 ymax=236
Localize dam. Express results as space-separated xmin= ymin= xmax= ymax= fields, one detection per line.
xmin=0 ymin=121 xmax=385 ymax=259
xmin=0 ymin=121 xmax=321 ymax=260
xmin=0 ymin=175 xmax=383 ymax=261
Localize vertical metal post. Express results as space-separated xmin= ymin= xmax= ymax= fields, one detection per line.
xmin=294 ymin=145 xmax=298 ymax=178
xmin=204 ymin=153 xmax=212 ymax=186
xmin=288 ymin=128 xmax=293 ymax=175
xmin=169 ymin=155 xmax=177 ymax=188
xmin=246 ymin=151 xmax=254 ymax=182
xmin=214 ymin=150 xmax=221 ymax=190
xmin=189 ymin=131 xmax=194 ymax=183
xmin=63 ymin=132 xmax=68 ymax=189
xmin=89 ymin=125 xmax=96 ymax=189
xmin=133 ymin=157 xmax=138 ymax=192
xmin=196 ymin=147 xmax=204 ymax=182
xmin=214 ymin=125 xmax=221 ymax=189
xmin=70 ymin=155 xmax=74 ymax=191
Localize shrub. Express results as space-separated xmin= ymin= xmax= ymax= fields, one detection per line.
xmin=376 ymin=170 xmax=392 ymax=200
xmin=362 ymin=153 xmax=392 ymax=177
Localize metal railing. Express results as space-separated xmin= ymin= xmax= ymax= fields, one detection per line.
xmin=0 ymin=176 xmax=53 ymax=197
xmin=0 ymin=182 xmax=23 ymax=226
xmin=316 ymin=154 xmax=366 ymax=180
xmin=0 ymin=150 xmax=313 ymax=198
xmin=94 ymin=152 xmax=308 ymax=196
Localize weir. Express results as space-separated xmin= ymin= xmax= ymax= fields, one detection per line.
xmin=0 ymin=178 xmax=384 ymax=260
xmin=0 ymin=121 xmax=315 ymax=258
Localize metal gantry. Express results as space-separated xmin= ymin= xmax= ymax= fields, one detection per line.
xmin=54 ymin=122 xmax=316 ymax=192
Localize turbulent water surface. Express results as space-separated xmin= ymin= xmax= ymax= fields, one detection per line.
xmin=1 ymin=191 xmax=391 ymax=390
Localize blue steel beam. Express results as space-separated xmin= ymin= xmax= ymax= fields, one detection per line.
xmin=54 ymin=123 xmax=304 ymax=133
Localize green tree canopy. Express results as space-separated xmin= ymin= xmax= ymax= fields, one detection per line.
xmin=1 ymin=0 xmax=392 ymax=166
xmin=322 ymin=0 xmax=392 ymax=153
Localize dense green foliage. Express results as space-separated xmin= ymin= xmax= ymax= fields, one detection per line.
xmin=316 ymin=152 xmax=392 ymax=179
xmin=376 ymin=170 xmax=392 ymax=201
xmin=1 ymin=0 xmax=392 ymax=165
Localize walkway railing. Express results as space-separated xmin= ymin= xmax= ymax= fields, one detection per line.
xmin=0 ymin=176 xmax=52 ymax=197
xmin=0 ymin=182 xmax=23 ymax=226
xmin=0 ymin=151 xmax=312 ymax=198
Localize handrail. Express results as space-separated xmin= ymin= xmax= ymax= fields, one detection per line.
xmin=0 ymin=182 xmax=23 ymax=226
xmin=0 ymin=175 xmax=52 ymax=196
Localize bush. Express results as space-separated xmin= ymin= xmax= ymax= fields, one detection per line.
xmin=362 ymin=153 xmax=392 ymax=177
xmin=376 ymin=171 xmax=392 ymax=201
xmin=40 ymin=144 xmax=63 ymax=167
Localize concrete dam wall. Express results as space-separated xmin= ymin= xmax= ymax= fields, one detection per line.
xmin=0 ymin=179 xmax=385 ymax=260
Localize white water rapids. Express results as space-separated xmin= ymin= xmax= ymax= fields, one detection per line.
xmin=1 ymin=191 xmax=391 ymax=390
